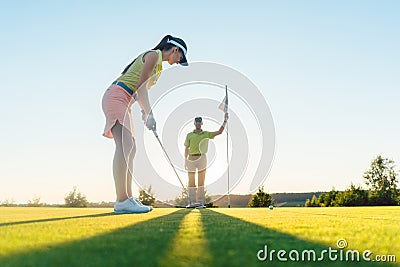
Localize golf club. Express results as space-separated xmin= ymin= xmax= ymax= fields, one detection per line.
xmin=151 ymin=128 xmax=193 ymax=206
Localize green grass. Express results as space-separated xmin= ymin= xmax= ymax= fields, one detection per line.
xmin=0 ymin=207 xmax=399 ymax=266
xmin=277 ymin=201 xmax=305 ymax=207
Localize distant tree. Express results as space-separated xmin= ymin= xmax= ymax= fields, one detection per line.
xmin=341 ymin=184 xmax=369 ymax=206
xmin=364 ymin=155 xmax=399 ymax=205
xmin=204 ymin=202 xmax=217 ymax=208
xmin=174 ymin=189 xmax=190 ymax=206
xmin=272 ymin=192 xmax=323 ymax=205
xmin=27 ymin=196 xmax=45 ymax=207
xmin=317 ymin=188 xmax=340 ymax=207
xmin=305 ymin=195 xmax=320 ymax=207
xmin=204 ymin=191 xmax=216 ymax=207
xmin=332 ymin=192 xmax=344 ymax=207
xmin=64 ymin=186 xmax=88 ymax=207
xmin=0 ymin=198 xmax=15 ymax=207
xmin=248 ymin=186 xmax=274 ymax=207
xmin=138 ymin=185 xmax=156 ymax=206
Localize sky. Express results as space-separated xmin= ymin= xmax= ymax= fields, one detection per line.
xmin=0 ymin=0 xmax=399 ymax=203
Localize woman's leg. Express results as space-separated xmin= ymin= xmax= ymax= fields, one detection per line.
xmin=111 ymin=121 xmax=135 ymax=202
xmin=126 ymin=139 xmax=136 ymax=198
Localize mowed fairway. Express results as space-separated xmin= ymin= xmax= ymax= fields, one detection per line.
xmin=0 ymin=207 xmax=399 ymax=267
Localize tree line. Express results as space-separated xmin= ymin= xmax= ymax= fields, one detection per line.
xmin=306 ymin=155 xmax=399 ymax=207
xmin=2 ymin=155 xmax=397 ymax=208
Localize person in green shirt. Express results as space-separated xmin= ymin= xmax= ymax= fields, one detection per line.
xmin=184 ymin=113 xmax=229 ymax=208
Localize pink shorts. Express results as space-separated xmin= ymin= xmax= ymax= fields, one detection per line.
xmin=101 ymin=84 xmax=136 ymax=138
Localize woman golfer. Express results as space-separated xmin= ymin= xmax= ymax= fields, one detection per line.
xmin=102 ymin=35 xmax=188 ymax=213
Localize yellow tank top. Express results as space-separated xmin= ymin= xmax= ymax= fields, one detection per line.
xmin=116 ymin=49 xmax=163 ymax=93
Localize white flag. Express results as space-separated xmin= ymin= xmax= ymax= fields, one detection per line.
xmin=218 ymin=96 xmax=228 ymax=113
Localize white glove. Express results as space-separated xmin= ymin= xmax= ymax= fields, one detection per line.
xmin=145 ymin=113 xmax=156 ymax=131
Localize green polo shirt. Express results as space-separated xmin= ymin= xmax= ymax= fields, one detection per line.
xmin=184 ymin=130 xmax=215 ymax=154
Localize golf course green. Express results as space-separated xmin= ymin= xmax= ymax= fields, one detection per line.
xmin=0 ymin=207 xmax=398 ymax=266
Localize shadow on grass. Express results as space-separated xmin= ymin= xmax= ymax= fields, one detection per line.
xmin=0 ymin=209 xmax=191 ymax=267
xmin=0 ymin=212 xmax=116 ymax=227
xmin=200 ymin=209 xmax=396 ymax=267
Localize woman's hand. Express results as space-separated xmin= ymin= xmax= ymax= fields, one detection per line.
xmin=136 ymin=51 xmax=158 ymax=122
xmin=141 ymin=110 xmax=147 ymax=122
xmin=145 ymin=113 xmax=157 ymax=131
xmin=142 ymin=110 xmax=156 ymax=131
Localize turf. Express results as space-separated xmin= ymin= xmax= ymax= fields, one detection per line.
xmin=0 ymin=207 xmax=399 ymax=266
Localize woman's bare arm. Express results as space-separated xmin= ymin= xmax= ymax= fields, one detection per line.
xmin=136 ymin=51 xmax=158 ymax=115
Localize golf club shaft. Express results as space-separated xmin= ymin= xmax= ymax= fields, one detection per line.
xmin=152 ymin=130 xmax=191 ymax=203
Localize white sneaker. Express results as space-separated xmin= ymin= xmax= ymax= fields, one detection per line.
xmin=114 ymin=198 xmax=150 ymax=214
xmin=130 ymin=197 xmax=153 ymax=211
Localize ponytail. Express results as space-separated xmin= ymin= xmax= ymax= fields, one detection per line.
xmin=121 ymin=57 xmax=137 ymax=75
xmin=121 ymin=35 xmax=182 ymax=74
xmin=153 ymin=34 xmax=174 ymax=50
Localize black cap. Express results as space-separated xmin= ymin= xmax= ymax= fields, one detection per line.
xmin=167 ymin=37 xmax=188 ymax=66
xmin=194 ymin=117 xmax=202 ymax=122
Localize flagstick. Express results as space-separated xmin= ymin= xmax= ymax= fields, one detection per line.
xmin=225 ymin=85 xmax=231 ymax=208
xmin=227 ymin=119 xmax=230 ymax=208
